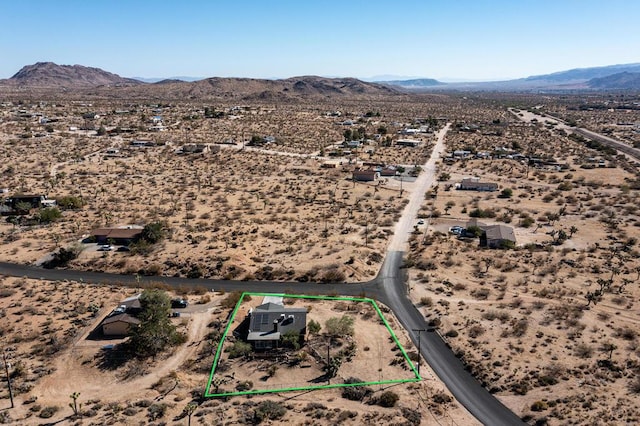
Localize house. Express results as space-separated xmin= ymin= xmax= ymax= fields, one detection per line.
xmin=380 ymin=167 xmax=398 ymax=177
xmin=396 ymin=139 xmax=421 ymax=147
xmin=246 ymin=302 xmax=307 ymax=350
xmin=101 ymin=313 xmax=141 ymax=336
xmin=481 ymin=224 xmax=516 ymax=248
xmin=118 ymin=293 xmax=143 ymax=315
xmin=458 ymin=179 xmax=498 ymax=192
xmin=352 ymin=169 xmax=377 ymax=182
xmin=90 ymin=227 xmax=143 ymax=245
xmin=6 ymin=195 xmax=46 ymax=211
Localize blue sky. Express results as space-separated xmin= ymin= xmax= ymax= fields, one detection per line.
xmin=1 ymin=0 xmax=638 ymax=81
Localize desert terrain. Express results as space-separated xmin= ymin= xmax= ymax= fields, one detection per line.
xmin=1 ymin=72 xmax=640 ymax=425
xmin=0 ymin=276 xmax=474 ymax=425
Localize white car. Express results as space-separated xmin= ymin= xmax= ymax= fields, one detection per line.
xmin=417 ymin=219 xmax=425 ymax=225
xmin=98 ymin=244 xmax=113 ymax=251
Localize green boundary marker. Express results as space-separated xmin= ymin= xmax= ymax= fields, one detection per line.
xmin=204 ymin=292 xmax=421 ymax=398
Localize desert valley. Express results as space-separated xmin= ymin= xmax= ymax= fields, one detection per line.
xmin=1 ymin=62 xmax=640 ymax=426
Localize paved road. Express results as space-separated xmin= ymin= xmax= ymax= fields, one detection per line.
xmin=510 ymin=108 xmax=640 ymax=161
xmin=0 ymin=124 xmax=524 ymax=425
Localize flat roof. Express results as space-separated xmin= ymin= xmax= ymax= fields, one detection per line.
xmin=247 ymin=331 xmax=281 ymax=341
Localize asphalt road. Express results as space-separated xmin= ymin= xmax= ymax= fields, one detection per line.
xmin=0 ymin=124 xmax=524 ymax=425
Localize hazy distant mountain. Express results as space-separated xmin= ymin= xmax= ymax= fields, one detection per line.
xmin=588 ymin=72 xmax=640 ymax=90
xmin=525 ymin=63 xmax=640 ymax=83
xmin=383 ymin=63 xmax=640 ymax=92
xmin=132 ymin=76 xmax=204 ymax=83
xmin=378 ymin=78 xmax=444 ymax=89
xmin=6 ymin=62 xmax=141 ymax=87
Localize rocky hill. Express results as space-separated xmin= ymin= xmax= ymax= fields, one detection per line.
xmin=0 ymin=63 xmax=399 ymax=100
xmin=5 ymin=62 xmax=141 ymax=87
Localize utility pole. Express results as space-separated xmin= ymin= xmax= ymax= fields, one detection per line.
xmin=412 ymin=329 xmax=426 ymax=377
xmin=3 ymin=350 xmax=14 ymax=408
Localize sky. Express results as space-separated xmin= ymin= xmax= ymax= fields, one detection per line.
xmin=1 ymin=0 xmax=639 ymax=82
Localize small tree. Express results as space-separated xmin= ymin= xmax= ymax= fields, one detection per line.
xmin=281 ymin=330 xmax=301 ymax=350
xmin=141 ymin=222 xmax=166 ymax=244
xmin=128 ymin=289 xmax=186 ymax=358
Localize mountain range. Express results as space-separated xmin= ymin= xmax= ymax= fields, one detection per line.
xmin=1 ymin=62 xmax=639 ymax=98
xmin=380 ymin=63 xmax=640 ymax=91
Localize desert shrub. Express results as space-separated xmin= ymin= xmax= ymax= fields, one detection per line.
xmin=321 ymin=267 xmax=346 ymax=283
xmin=341 ymin=377 xmax=373 ymax=401
xmin=420 ymin=296 xmax=433 ymax=307
xmin=325 ymin=315 xmax=354 ymax=337
xmin=629 ymin=376 xmax=640 ymax=394
xmin=254 ymin=400 xmax=287 ymax=422
xmin=147 ymin=403 xmax=167 ymax=420
xmin=38 ymin=406 xmax=59 ymax=419
xmin=375 ymin=391 xmax=399 ymax=407
xmin=471 ymin=287 xmax=490 ymax=300
xmin=469 ymin=208 xmax=496 ymax=218
xmin=445 ymin=329 xmax=459 ymax=338
xmin=43 ymin=244 xmax=83 ymax=269
xmin=56 ymin=195 xmax=84 ymax=210
xmin=308 ymin=319 xmax=321 ymax=334
xmin=574 ymin=343 xmax=594 ymax=358
xmin=38 ymin=207 xmax=62 ymax=223
xmin=433 ymin=391 xmax=453 ymax=404
xmin=402 ymin=407 xmax=422 ymax=425
xmin=511 ymin=318 xmax=529 ymax=337
xmin=531 ymin=400 xmax=548 ymax=412
xmin=236 ymin=380 xmax=253 ymax=391
xmin=221 ymin=291 xmax=244 ymax=309
xmin=468 ymin=325 xmax=485 ymax=338
xmin=227 ymin=341 xmax=252 ymax=358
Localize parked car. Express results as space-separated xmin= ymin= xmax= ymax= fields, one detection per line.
xmin=98 ymin=244 xmax=113 ymax=251
xmin=171 ymin=298 xmax=188 ymax=309
xmin=449 ymin=226 xmax=463 ymax=235
xmin=417 ymin=219 xmax=425 ymax=225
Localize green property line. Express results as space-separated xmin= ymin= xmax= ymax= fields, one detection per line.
xmin=204 ymin=292 xmax=420 ymax=398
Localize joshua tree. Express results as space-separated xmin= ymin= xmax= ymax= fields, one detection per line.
xmin=183 ymin=403 xmax=198 ymax=426
xmin=69 ymin=392 xmax=82 ymax=417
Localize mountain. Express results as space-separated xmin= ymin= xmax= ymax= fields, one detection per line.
xmin=378 ymin=78 xmax=444 ymax=90
xmin=0 ymin=63 xmax=399 ymax=100
xmin=525 ymin=63 xmax=640 ymax=83
xmin=112 ymin=75 xmax=399 ymax=101
xmin=382 ymin=63 xmax=640 ymax=92
xmin=132 ymin=76 xmax=204 ymax=83
xmin=6 ymin=62 xmax=141 ymax=87
xmin=588 ymin=72 xmax=640 ymax=90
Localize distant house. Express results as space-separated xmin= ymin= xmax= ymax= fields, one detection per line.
xmin=481 ymin=224 xmax=516 ymax=248
xmin=131 ymin=140 xmax=156 ymax=147
xmin=458 ymin=179 xmax=498 ymax=192
xmin=453 ymin=150 xmax=471 ymax=158
xmin=380 ymin=167 xmax=398 ymax=177
xmin=396 ymin=139 xmax=421 ymax=147
xmin=246 ymin=302 xmax=307 ymax=350
xmin=7 ymin=194 xmax=46 ymax=209
xmin=90 ymin=227 xmax=143 ymax=245
xmin=102 ymin=313 xmax=141 ymax=336
xmin=352 ymin=169 xmax=377 ymax=182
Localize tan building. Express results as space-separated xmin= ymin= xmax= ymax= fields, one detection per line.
xmin=101 ymin=313 xmax=141 ymax=336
